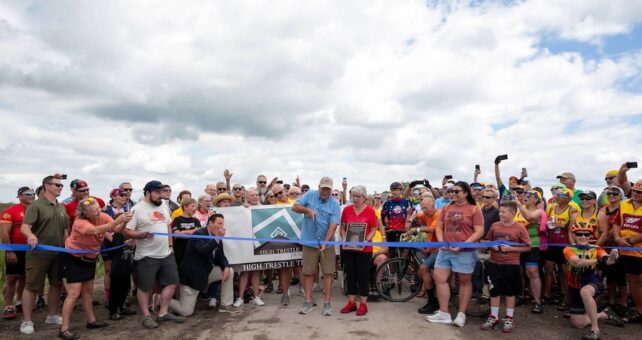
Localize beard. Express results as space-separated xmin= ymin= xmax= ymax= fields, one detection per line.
xmin=150 ymin=198 xmax=163 ymax=207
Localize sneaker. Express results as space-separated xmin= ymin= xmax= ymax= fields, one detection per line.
xmin=142 ymin=316 xmax=158 ymax=329
xmin=322 ymin=302 xmax=332 ymax=316
xmin=208 ymin=298 xmax=218 ymax=308
xmin=418 ymin=301 xmax=439 ymax=315
xmin=20 ymin=321 xmax=35 ymax=335
xmin=86 ymin=320 xmax=109 ymax=329
xmin=110 ymin=313 xmax=123 ymax=321
xmin=340 ymin=301 xmax=357 ymax=314
xmin=299 ymin=301 xmax=314 ymax=315
xmin=426 ymin=310 xmax=453 ymax=324
xmin=3 ymin=306 xmax=17 ymax=320
xmin=218 ymin=305 xmax=239 ymax=314
xmin=480 ymin=315 xmax=500 ymax=330
xmin=280 ymin=294 xmax=290 ymax=306
xmin=452 ymin=312 xmax=466 ymax=327
xmin=312 ymin=283 xmax=322 ymax=293
xmin=356 ymin=303 xmax=367 ymax=316
xmin=531 ymin=302 xmax=544 ymax=314
xmin=501 ymin=317 xmax=514 ymax=333
xmin=46 ymin=314 xmax=63 ymax=325
xmin=157 ymin=312 xmax=185 ymax=323
xmin=604 ymin=307 xmax=625 ymax=327
xmin=581 ymin=330 xmax=600 ymax=340
xmin=252 ymin=296 xmax=265 ymax=306
xmin=233 ymin=298 xmax=244 ymax=308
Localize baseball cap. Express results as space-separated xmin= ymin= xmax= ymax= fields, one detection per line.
xmin=17 ymin=186 xmax=32 ymax=196
xmin=578 ymin=191 xmax=597 ymax=200
xmin=143 ymin=180 xmax=164 ymax=192
xmin=605 ymin=170 xmax=618 ymax=178
xmin=70 ymin=179 xmax=89 ymax=190
xmin=551 ymin=182 xmax=566 ymax=190
xmin=556 ymin=172 xmax=576 ymax=181
xmin=110 ymin=188 xmax=122 ymax=197
xmin=471 ymin=182 xmax=484 ymax=190
xmin=319 ymin=177 xmax=333 ymax=189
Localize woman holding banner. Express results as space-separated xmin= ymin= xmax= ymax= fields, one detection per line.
xmin=234 ymin=188 xmax=265 ymax=307
xmin=59 ymin=197 xmax=131 ymax=340
xmin=339 ymin=185 xmax=378 ymax=316
xmin=426 ymin=181 xmax=484 ymax=327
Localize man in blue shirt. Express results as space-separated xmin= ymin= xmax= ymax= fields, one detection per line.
xmin=292 ymin=177 xmax=341 ymax=317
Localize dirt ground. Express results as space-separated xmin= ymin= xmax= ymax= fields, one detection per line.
xmin=0 ymin=280 xmax=636 ymax=340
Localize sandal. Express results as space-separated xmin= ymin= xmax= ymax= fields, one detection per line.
xmin=556 ymin=303 xmax=569 ymax=312
xmin=58 ymin=329 xmax=80 ymax=340
xmin=624 ymin=311 xmax=642 ymax=324
xmin=276 ymin=286 xmax=283 ymax=294
xmin=264 ymin=284 xmax=273 ymax=293
xmin=532 ymin=303 xmax=544 ymax=314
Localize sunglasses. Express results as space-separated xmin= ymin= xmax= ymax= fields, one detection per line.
xmin=331 ymin=193 xmax=339 ymax=196
xmin=302 ymin=189 xmax=309 ymax=192
xmin=511 ymin=189 xmax=524 ymax=194
xmin=452 ymin=189 xmax=463 ymax=194
xmin=606 ymin=192 xmax=621 ymax=197
xmin=23 ymin=192 xmax=35 ymax=196
xmin=163 ymin=189 xmax=171 ymax=192
xmin=118 ymin=193 xmax=128 ymax=198
xmin=121 ymin=188 xmax=133 ymax=192
xmin=273 ymin=191 xmax=283 ymax=196
xmin=579 ymin=197 xmax=594 ymax=201
xmin=267 ymin=195 xmax=275 ymax=199
xmin=289 ymin=192 xmax=300 ymax=196
xmin=257 ymin=181 xmax=267 ymax=184
xmin=374 ymin=197 xmax=381 ymax=200
xmin=482 ymin=196 xmax=494 ymax=199
xmin=525 ymin=192 xmax=538 ymax=198
xmin=233 ymin=187 xmax=243 ymax=191
xmin=574 ymin=232 xmax=591 ymax=237
xmin=46 ymin=182 xmax=64 ymax=188
xmin=218 ymin=188 xmax=227 ymax=192
xmin=605 ymin=177 xmax=616 ymax=181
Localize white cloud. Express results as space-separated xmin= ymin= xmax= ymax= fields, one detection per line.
xmin=0 ymin=0 xmax=641 ymax=201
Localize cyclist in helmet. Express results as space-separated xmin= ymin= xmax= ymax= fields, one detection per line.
xmin=564 ymin=222 xmax=623 ymax=340
xmin=381 ymin=182 xmax=410 ymax=243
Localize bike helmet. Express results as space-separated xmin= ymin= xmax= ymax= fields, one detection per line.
xmin=571 ymin=222 xmax=593 ymax=234
xmin=390 ymin=182 xmax=403 ymax=190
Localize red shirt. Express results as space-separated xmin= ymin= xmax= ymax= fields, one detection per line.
xmin=486 ymin=221 xmax=531 ymax=265
xmin=1 ymin=204 xmax=28 ymax=244
xmin=341 ymin=205 xmax=378 ymax=253
xmin=64 ymin=196 xmax=106 ymax=224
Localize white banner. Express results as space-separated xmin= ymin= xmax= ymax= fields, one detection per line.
xmin=217 ymin=205 xmax=304 ymax=272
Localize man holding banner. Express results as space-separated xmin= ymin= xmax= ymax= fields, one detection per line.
xmin=292 ymin=177 xmax=341 ymax=316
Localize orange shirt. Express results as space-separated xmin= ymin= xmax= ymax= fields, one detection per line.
xmin=65 ymin=212 xmax=113 ymax=258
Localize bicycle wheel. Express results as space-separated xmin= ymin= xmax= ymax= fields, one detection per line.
xmin=375 ymin=258 xmax=421 ymax=302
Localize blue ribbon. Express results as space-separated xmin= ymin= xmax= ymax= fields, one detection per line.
xmin=0 ymin=243 xmax=127 ymax=253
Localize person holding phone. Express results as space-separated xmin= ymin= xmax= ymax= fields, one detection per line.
xmin=493 ymin=155 xmax=520 ymax=202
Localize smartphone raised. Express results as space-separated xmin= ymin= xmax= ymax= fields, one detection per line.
xmin=626 ymin=162 xmax=638 ymax=169
xmin=497 ymin=154 xmax=508 ymax=161
xmin=475 ymin=164 xmax=480 ymax=171
xmin=445 ymin=175 xmax=453 ymax=180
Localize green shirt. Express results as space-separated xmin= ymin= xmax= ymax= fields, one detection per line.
xmin=22 ymin=196 xmax=69 ymax=258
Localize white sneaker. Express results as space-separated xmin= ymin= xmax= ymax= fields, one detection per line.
xmin=45 ymin=314 xmax=62 ymax=325
xmin=20 ymin=321 xmax=35 ymax=335
xmin=425 ymin=310 xmax=452 ymax=324
xmin=452 ymin=312 xmax=466 ymax=327
xmin=232 ymin=298 xmax=244 ymax=308
xmin=208 ymin=298 xmax=218 ymax=308
xmin=252 ymin=296 xmax=265 ymax=306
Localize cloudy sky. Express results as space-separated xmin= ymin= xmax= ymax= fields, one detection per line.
xmin=1 ymin=0 xmax=641 ymax=202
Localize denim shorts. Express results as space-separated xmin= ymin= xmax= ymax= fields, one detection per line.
xmin=422 ymin=251 xmax=439 ymax=270
xmin=434 ymin=250 xmax=478 ymax=274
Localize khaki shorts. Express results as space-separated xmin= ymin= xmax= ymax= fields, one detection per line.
xmin=302 ymin=246 xmax=335 ymax=275
xmin=25 ymin=256 xmax=61 ymax=291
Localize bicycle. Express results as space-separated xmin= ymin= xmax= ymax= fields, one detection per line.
xmin=374 ymin=247 xmax=422 ymax=302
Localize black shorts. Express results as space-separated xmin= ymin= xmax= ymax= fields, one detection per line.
xmin=568 ymin=283 xmax=605 ymax=315
xmin=486 ymin=263 xmax=522 ymax=297
xmin=520 ymin=248 xmax=541 ymax=267
xmin=621 ymin=255 xmax=642 ymax=275
xmin=135 ymin=255 xmax=179 ymax=292
xmin=59 ymin=252 xmax=97 ymax=284
xmin=5 ymin=250 xmax=26 ymax=276
xmin=544 ymin=247 xmax=565 ymax=264
xmin=603 ymin=260 xmax=627 ymax=287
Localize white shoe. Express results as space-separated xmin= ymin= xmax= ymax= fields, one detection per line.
xmin=20 ymin=321 xmax=34 ymax=335
xmin=425 ymin=310 xmax=452 ymax=324
xmin=208 ymin=298 xmax=218 ymax=308
xmin=452 ymin=312 xmax=466 ymax=327
xmin=252 ymin=296 xmax=265 ymax=306
xmin=232 ymin=298 xmax=244 ymax=308
xmin=45 ymin=314 xmax=62 ymax=325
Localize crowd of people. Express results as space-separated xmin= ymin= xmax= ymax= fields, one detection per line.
xmin=0 ymin=158 xmax=641 ymax=340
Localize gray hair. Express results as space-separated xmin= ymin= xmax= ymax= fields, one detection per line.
xmin=197 ymin=194 xmax=212 ymax=205
xmin=76 ymin=197 xmax=98 ymax=220
xmin=350 ymin=185 xmax=367 ymax=198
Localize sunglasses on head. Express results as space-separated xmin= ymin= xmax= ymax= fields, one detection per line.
xmin=574 ymin=232 xmax=591 ymax=237
xmin=82 ymin=197 xmax=96 ymax=206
